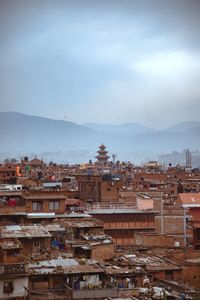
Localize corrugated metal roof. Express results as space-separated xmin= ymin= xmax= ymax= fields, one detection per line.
xmin=0 ymin=239 xmax=22 ymax=249
xmin=27 ymin=213 xmax=55 ymax=218
xmin=43 ymin=182 xmax=62 ymax=188
xmin=44 ymin=224 xmax=65 ymax=232
xmin=6 ymin=225 xmax=21 ymax=230
xmin=28 ymin=258 xmax=103 ymax=274
xmin=1 ymin=225 xmax=52 ymax=238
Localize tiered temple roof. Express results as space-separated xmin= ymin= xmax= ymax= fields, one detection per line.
xmin=95 ymin=144 xmax=110 ymax=164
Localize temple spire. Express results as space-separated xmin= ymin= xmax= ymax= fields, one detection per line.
xmin=95 ymin=144 xmax=110 ymax=164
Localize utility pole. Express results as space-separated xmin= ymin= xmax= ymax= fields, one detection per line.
xmin=183 ymin=207 xmax=187 ymax=247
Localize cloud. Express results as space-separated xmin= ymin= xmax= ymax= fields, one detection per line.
xmin=132 ymin=51 xmax=200 ymax=76
xmin=0 ymin=0 xmax=200 ymax=128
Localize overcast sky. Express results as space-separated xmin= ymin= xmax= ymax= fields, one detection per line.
xmin=0 ymin=0 xmax=200 ymax=129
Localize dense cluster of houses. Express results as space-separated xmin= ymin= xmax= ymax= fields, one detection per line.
xmin=0 ymin=145 xmax=200 ymax=299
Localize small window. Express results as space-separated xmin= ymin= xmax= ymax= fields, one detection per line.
xmin=49 ymin=201 xmax=60 ymax=210
xmin=4 ymin=281 xmax=14 ymax=294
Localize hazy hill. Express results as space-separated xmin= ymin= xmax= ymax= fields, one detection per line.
xmin=0 ymin=111 xmax=103 ymax=151
xmin=164 ymin=121 xmax=200 ymax=132
xmin=132 ymin=126 xmax=200 ymax=152
xmin=0 ymin=112 xmax=200 ymax=164
xmin=84 ymin=122 xmax=155 ymax=137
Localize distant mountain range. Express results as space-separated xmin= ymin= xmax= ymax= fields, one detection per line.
xmin=0 ymin=112 xmax=200 ymax=164
xmin=164 ymin=121 xmax=200 ymax=132
xmin=83 ymin=122 xmax=155 ymax=137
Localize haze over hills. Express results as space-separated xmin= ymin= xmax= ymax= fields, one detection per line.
xmin=0 ymin=111 xmax=200 ymax=165
xmin=164 ymin=121 xmax=200 ymax=132
xmin=84 ymin=123 xmax=155 ymax=138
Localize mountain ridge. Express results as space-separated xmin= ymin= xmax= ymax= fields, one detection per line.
xmin=0 ymin=111 xmax=200 ymax=164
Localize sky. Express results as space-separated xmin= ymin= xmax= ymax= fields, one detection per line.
xmin=0 ymin=0 xmax=200 ymax=129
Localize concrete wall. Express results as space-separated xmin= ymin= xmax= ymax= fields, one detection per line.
xmin=137 ymin=197 xmax=153 ymax=210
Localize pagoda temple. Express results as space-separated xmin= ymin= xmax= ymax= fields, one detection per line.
xmin=95 ymin=144 xmax=110 ymax=164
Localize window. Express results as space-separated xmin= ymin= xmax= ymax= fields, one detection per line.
xmin=33 ymin=240 xmax=40 ymax=248
xmin=165 ymin=270 xmax=173 ymax=280
xmin=4 ymin=281 xmax=14 ymax=294
xmin=32 ymin=201 xmax=42 ymax=211
xmin=49 ymin=201 xmax=59 ymax=210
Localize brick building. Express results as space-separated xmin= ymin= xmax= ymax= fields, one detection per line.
xmin=0 ymin=165 xmax=18 ymax=184
xmin=23 ymin=192 xmax=66 ymax=214
xmin=89 ymin=208 xmax=157 ymax=246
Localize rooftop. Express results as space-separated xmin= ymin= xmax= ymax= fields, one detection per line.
xmin=179 ymin=193 xmax=200 ymax=207
xmin=28 ymin=258 xmax=103 ymax=275
xmin=27 ymin=212 xmax=92 ymax=219
xmin=1 ymin=225 xmax=52 ymax=238
xmin=0 ymin=239 xmax=22 ymax=250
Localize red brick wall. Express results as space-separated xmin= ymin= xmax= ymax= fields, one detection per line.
xmin=91 ymin=243 xmax=114 ymax=260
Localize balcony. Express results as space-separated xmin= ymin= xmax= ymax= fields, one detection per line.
xmin=2 ymin=255 xmax=24 ymax=264
xmin=29 ymin=288 xmax=118 ymax=300
xmin=73 ymin=288 xmax=118 ymax=299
